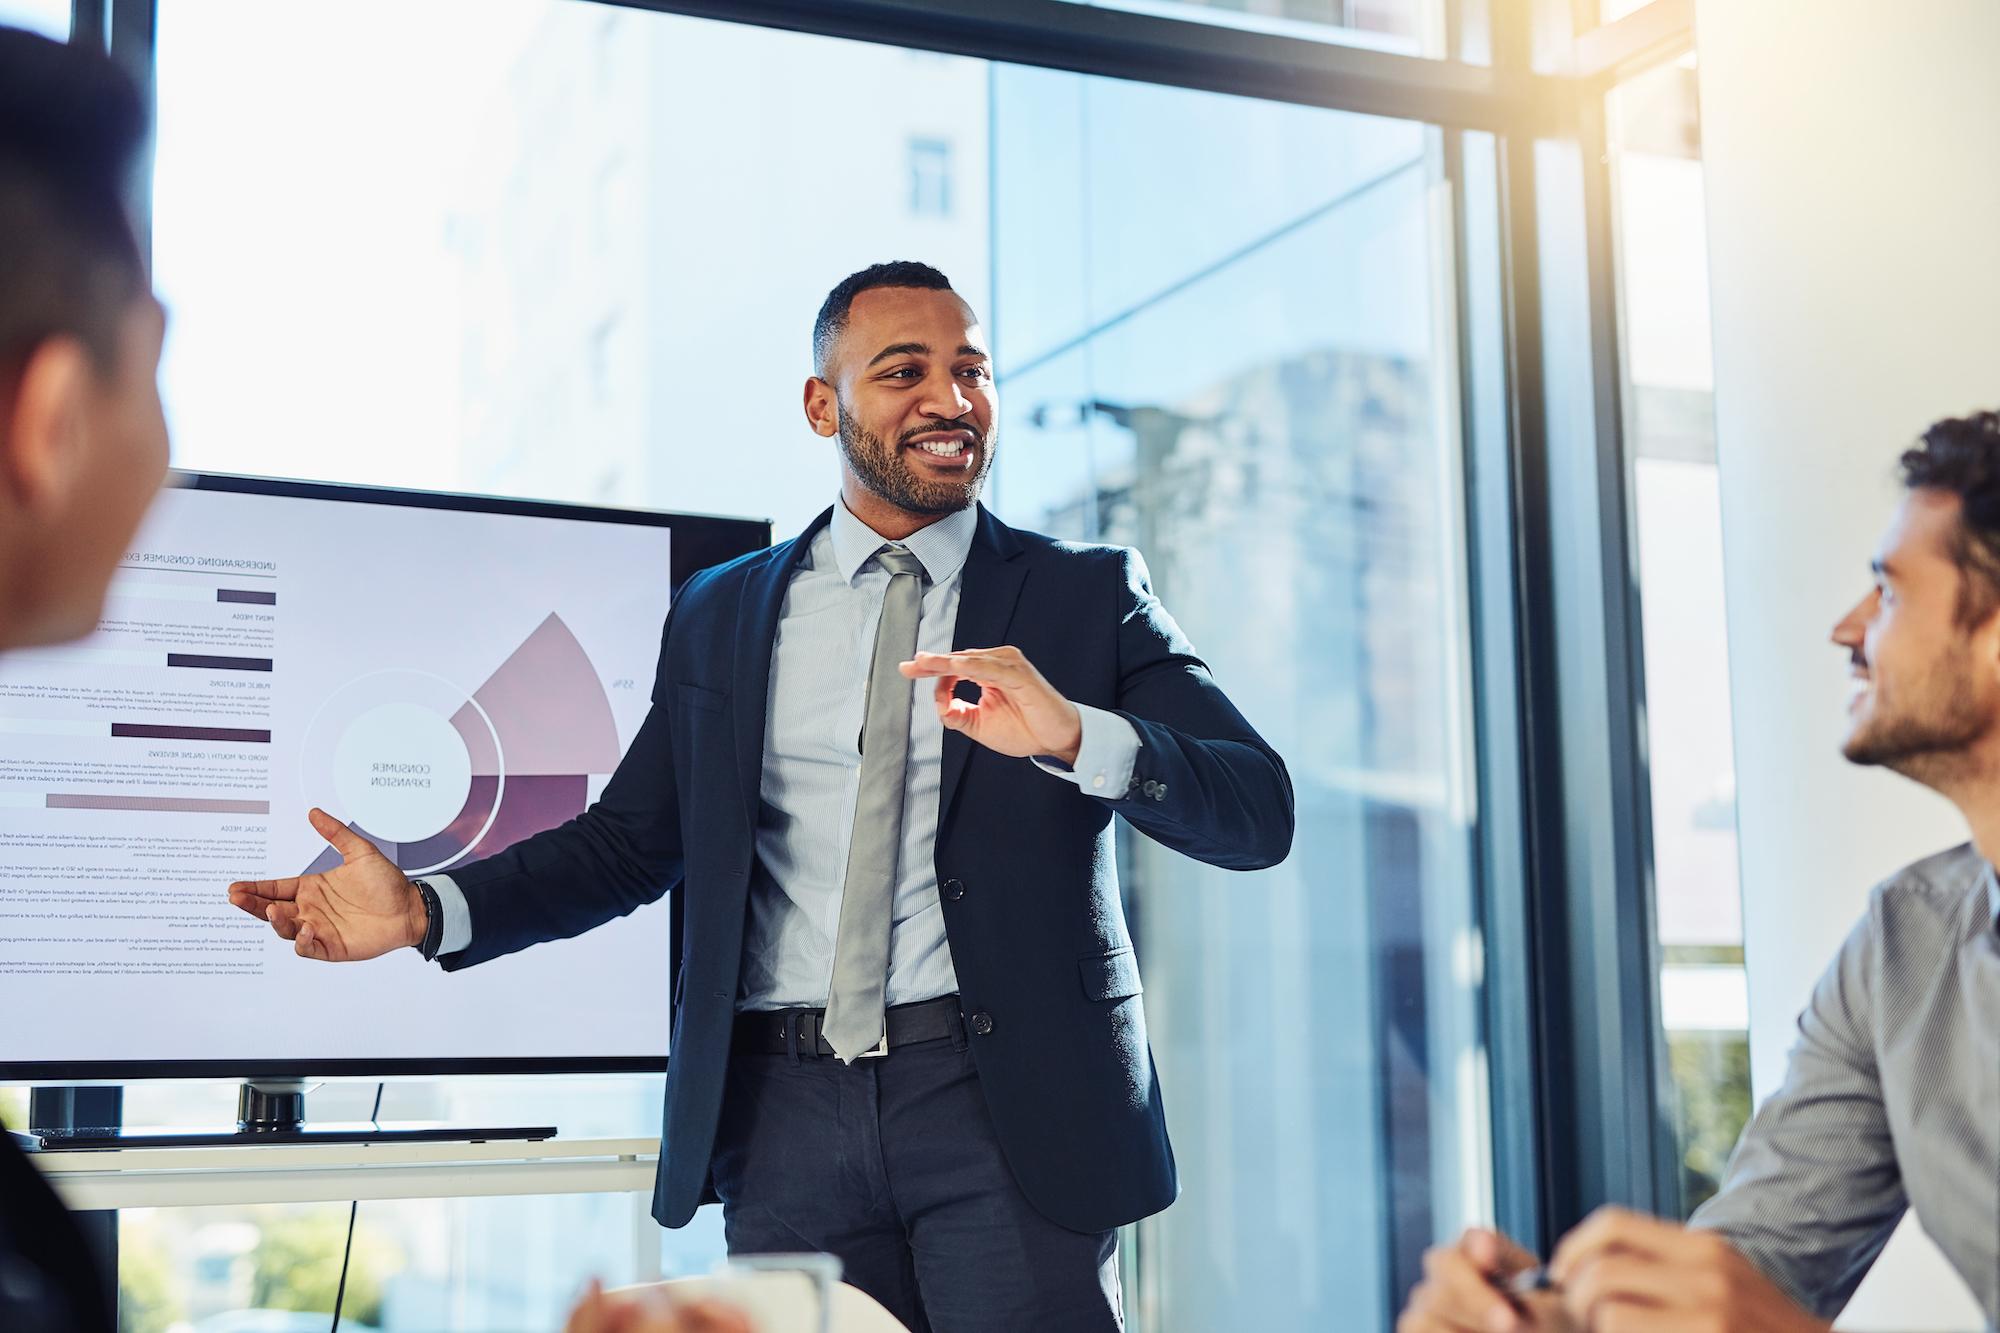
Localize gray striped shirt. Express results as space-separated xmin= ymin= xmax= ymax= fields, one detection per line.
xmin=1691 ymin=841 xmax=2000 ymax=1325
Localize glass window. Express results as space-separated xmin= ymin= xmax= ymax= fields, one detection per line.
xmin=1608 ymin=52 xmax=1748 ymax=1215
xmin=0 ymin=0 xmax=69 ymax=40
xmin=121 ymin=1191 xmax=714 ymax=1332
xmin=150 ymin=3 xmax=1489 ymax=1326
xmin=153 ymin=0 xmax=991 ymax=541
xmin=1596 ymin=0 xmax=1656 ymax=22
xmin=990 ymin=73 xmax=1485 ymax=1329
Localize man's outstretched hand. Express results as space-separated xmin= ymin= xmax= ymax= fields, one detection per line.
xmin=900 ymin=646 xmax=1084 ymax=765
xmin=227 ymin=807 xmax=425 ymax=962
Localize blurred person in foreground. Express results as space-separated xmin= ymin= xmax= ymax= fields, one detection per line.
xmin=0 ymin=23 xmax=167 ymax=1333
xmin=0 ymin=24 xmax=740 ymax=1333
xmin=1400 ymin=411 xmax=2000 ymax=1331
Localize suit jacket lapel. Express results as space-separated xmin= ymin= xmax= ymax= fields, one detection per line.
xmin=939 ymin=505 xmax=1027 ymax=828
xmin=732 ymin=506 xmax=832 ymax=836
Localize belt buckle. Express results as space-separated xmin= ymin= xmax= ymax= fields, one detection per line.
xmin=857 ymin=1032 xmax=889 ymax=1059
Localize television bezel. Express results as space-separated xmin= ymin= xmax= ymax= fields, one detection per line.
xmin=0 ymin=469 xmax=771 ymax=1084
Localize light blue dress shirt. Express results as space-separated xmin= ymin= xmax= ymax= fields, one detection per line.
xmin=427 ymin=499 xmax=1140 ymax=1012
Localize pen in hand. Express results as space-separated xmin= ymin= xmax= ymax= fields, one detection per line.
xmin=1498 ymin=1265 xmax=1560 ymax=1297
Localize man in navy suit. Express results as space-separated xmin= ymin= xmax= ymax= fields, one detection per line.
xmin=233 ymin=261 xmax=1294 ymax=1331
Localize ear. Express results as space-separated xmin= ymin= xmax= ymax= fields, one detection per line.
xmin=1968 ymin=591 xmax=2000 ymax=679
xmin=802 ymin=375 xmax=839 ymax=439
xmin=0 ymin=336 xmax=92 ymax=515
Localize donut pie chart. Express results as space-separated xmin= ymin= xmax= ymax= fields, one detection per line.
xmin=302 ymin=613 xmax=623 ymax=876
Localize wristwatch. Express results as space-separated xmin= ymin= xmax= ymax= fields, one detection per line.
xmin=409 ymin=876 xmax=444 ymax=961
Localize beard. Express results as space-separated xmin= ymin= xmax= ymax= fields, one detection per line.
xmin=837 ymin=401 xmax=995 ymax=517
xmin=1843 ymin=643 xmax=1997 ymax=784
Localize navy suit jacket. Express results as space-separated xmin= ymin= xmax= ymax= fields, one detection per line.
xmin=442 ymin=504 xmax=1294 ymax=1233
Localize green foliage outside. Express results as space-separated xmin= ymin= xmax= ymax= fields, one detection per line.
xmin=119 ymin=1231 xmax=185 ymax=1333
xmin=249 ymin=1210 xmax=402 ymax=1328
xmin=0 ymin=1085 xmax=25 ymax=1130
xmin=1669 ymin=1029 xmax=1753 ymax=1214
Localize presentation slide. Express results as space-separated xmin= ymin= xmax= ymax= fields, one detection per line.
xmin=0 ymin=482 xmax=679 ymax=1067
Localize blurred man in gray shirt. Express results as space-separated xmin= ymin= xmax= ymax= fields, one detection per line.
xmin=1400 ymin=411 xmax=2000 ymax=1333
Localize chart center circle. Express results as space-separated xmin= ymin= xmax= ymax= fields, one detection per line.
xmin=332 ymin=702 xmax=473 ymax=844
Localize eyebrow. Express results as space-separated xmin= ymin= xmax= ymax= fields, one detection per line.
xmin=866 ymin=341 xmax=991 ymax=368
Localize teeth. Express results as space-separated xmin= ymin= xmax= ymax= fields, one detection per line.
xmin=918 ymin=440 xmax=966 ymax=455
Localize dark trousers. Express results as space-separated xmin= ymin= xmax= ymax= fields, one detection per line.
xmin=710 ymin=1018 xmax=1124 ymax=1333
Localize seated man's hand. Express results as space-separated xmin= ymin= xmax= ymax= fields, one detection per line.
xmin=1399 ymin=1227 xmax=1575 ymax=1333
xmin=564 ymin=1278 xmax=755 ymax=1333
xmin=1551 ymin=1207 xmax=1831 ymax=1332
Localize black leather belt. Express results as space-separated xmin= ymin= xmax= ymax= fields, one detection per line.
xmin=734 ymin=994 xmax=963 ymax=1059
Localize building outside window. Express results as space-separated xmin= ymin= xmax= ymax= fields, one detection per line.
xmin=907 ymin=136 xmax=954 ymax=218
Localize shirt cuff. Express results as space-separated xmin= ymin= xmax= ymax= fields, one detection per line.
xmin=425 ymin=872 xmax=473 ymax=956
xmin=1033 ymin=704 xmax=1139 ymax=799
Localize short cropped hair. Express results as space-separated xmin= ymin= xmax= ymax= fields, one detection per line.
xmin=0 ymin=26 xmax=149 ymax=392
xmin=812 ymin=261 xmax=954 ymax=377
xmin=1899 ymin=411 xmax=2000 ymax=625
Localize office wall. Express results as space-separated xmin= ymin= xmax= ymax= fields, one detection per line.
xmin=1695 ymin=1 xmax=2000 ymax=1326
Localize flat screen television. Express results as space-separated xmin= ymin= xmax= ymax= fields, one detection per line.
xmin=0 ymin=471 xmax=769 ymax=1086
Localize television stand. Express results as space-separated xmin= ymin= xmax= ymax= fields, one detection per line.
xmin=22 ymin=1134 xmax=661 ymax=1222
xmin=10 ymin=1121 xmax=556 ymax=1151
xmin=9 ymin=1080 xmax=554 ymax=1151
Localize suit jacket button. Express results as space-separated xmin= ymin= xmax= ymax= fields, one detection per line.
xmin=1142 ymin=780 xmax=1159 ymax=797
xmin=942 ymin=878 xmax=965 ymax=901
xmin=969 ymin=1011 xmax=994 ymax=1036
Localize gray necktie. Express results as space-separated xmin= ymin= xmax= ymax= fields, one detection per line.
xmin=822 ymin=544 xmax=928 ymax=1062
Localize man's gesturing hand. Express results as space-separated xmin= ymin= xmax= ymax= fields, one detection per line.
xmin=226 ymin=806 xmax=426 ymax=962
xmin=899 ymin=647 xmax=1084 ymax=765
xmin=1550 ymin=1207 xmax=1830 ymax=1333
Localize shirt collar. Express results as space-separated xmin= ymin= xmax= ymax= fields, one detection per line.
xmin=829 ymin=497 xmax=978 ymax=588
xmin=1987 ymin=861 xmax=2000 ymax=935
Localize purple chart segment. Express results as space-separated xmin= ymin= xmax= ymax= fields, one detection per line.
xmin=453 ymin=612 xmax=621 ymax=776
xmin=303 ymin=613 xmax=619 ymax=877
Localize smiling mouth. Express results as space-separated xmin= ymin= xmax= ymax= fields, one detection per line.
xmin=906 ymin=436 xmax=975 ymax=458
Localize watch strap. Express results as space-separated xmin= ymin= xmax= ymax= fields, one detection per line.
xmin=410 ymin=876 xmax=444 ymax=961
